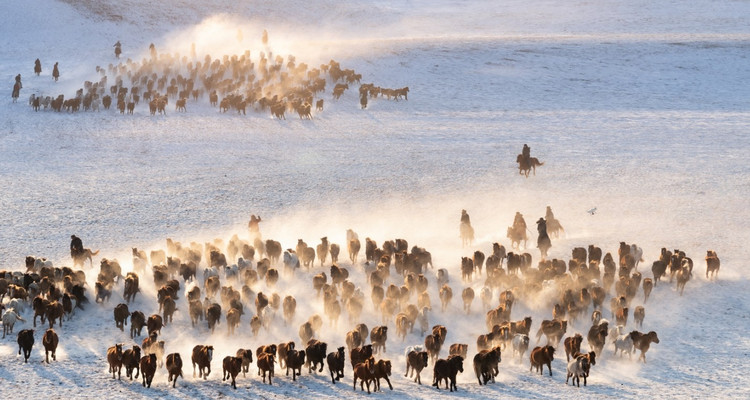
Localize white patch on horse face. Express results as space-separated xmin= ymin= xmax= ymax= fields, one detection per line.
xmin=207 ymin=348 xmax=213 ymax=360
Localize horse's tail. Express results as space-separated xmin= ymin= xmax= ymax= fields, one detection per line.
xmin=90 ymin=249 xmax=100 ymax=256
xmin=535 ymin=326 xmax=543 ymax=343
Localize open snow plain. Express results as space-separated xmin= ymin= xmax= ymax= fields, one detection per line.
xmin=1 ymin=0 xmax=749 ymax=398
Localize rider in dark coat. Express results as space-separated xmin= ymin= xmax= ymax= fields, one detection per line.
xmin=70 ymin=235 xmax=83 ymax=259
xmin=522 ymin=144 xmax=530 ymax=161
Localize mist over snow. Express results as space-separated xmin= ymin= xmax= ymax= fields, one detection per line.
xmin=1 ymin=0 xmax=749 ymax=399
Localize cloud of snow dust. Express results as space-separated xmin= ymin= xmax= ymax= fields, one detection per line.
xmin=153 ymin=14 xmax=377 ymax=69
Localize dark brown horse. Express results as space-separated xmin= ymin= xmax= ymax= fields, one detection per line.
xmin=537 ymin=218 xmax=551 ymax=259
xmin=517 ymin=154 xmax=544 ymax=177
xmin=530 ymin=345 xmax=555 ymax=376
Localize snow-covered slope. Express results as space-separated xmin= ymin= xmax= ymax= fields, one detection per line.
xmin=1 ymin=0 xmax=749 ymax=398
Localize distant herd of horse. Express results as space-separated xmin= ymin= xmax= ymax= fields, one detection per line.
xmin=0 ymin=212 xmax=721 ymax=393
xmin=17 ymin=44 xmax=409 ymax=120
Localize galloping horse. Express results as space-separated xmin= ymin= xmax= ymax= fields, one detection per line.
xmin=545 ymin=207 xmax=565 ymax=239
xmin=12 ymin=82 xmax=21 ymax=102
xmin=73 ymin=248 xmax=99 ymax=268
xmin=506 ymin=226 xmax=527 ymax=250
xmin=537 ymin=218 xmax=551 ymax=259
xmin=460 ymin=222 xmax=474 ymax=247
xmin=516 ymin=154 xmax=544 ymax=177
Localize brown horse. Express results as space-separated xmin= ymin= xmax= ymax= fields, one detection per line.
xmin=705 ymin=250 xmax=720 ymax=280
xmin=73 ymin=248 xmax=99 ymax=268
xmin=535 ymin=319 xmax=567 ymax=347
xmin=631 ymin=330 xmax=659 ymax=363
xmin=507 ymin=226 xmax=527 ymax=250
xmin=516 ymin=154 xmax=544 ymax=177
xmin=433 ymin=355 xmax=464 ymax=392
xmin=530 ymin=345 xmax=555 ymax=376
xmin=564 ymin=334 xmax=583 ymax=361
xmin=12 ymin=82 xmax=21 ymax=102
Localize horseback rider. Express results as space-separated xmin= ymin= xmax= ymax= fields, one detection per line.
xmin=12 ymin=74 xmax=22 ymax=102
xmin=536 ymin=217 xmax=551 ymax=258
xmin=513 ymin=212 xmax=526 ymax=230
xmin=459 ymin=209 xmax=475 ymax=247
xmin=70 ymin=235 xmax=84 ymax=259
xmin=52 ymin=62 xmax=59 ymax=82
xmin=248 ymin=214 xmax=262 ymax=239
xmin=34 ymin=59 xmax=42 ymax=76
xmin=536 ymin=217 xmax=548 ymax=234
xmin=460 ymin=209 xmax=471 ymax=226
xmin=114 ymin=41 xmax=122 ymax=58
xmin=513 ymin=212 xmax=527 ymax=235
xmin=522 ymin=144 xmax=531 ymax=161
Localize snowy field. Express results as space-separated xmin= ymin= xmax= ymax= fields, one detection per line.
xmin=1 ymin=0 xmax=749 ymax=399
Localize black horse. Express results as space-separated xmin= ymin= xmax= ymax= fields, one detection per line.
xmin=537 ymin=218 xmax=551 ymax=259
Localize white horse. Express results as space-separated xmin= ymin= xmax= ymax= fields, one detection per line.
xmin=614 ymin=332 xmax=635 ymax=358
xmin=511 ymin=333 xmax=530 ymax=363
xmin=404 ymin=345 xmax=425 ymax=358
xmin=8 ymin=298 xmax=26 ymax=313
xmin=630 ymin=244 xmax=644 ymax=268
xmin=282 ymin=251 xmax=300 ymax=275
xmin=2 ymin=309 xmax=25 ymax=338
xmin=436 ymin=268 xmax=449 ymax=287
xmin=566 ymin=356 xmax=590 ymax=387
xmin=602 ymin=323 xmax=619 ymax=345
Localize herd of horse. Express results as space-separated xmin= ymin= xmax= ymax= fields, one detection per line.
xmin=16 ymin=43 xmax=409 ymax=120
xmin=0 ymin=212 xmax=721 ymax=394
